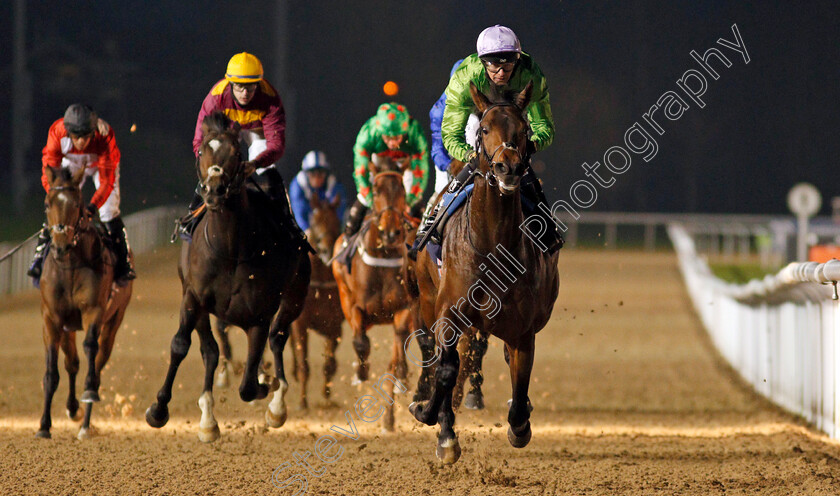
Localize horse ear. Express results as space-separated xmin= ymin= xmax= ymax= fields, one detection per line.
xmin=369 ymin=153 xmax=382 ymax=174
xmin=329 ymin=193 xmax=341 ymax=210
xmin=469 ymin=82 xmax=491 ymax=113
xmin=398 ymin=156 xmax=411 ymax=172
xmin=45 ymin=166 xmax=59 ymax=187
xmin=515 ymin=81 xmax=534 ymax=110
xmin=310 ymin=192 xmax=321 ymax=210
xmin=70 ymin=165 xmax=86 ymax=185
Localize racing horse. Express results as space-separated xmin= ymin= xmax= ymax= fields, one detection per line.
xmin=331 ymin=152 xmax=417 ymax=431
xmin=145 ymin=112 xmax=310 ymax=441
xmin=36 ymin=165 xmax=133 ymax=440
xmin=290 ymin=193 xmax=344 ymax=409
xmin=409 ymin=82 xmax=560 ymax=463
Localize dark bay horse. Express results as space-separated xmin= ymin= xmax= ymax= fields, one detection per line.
xmin=331 ymin=153 xmax=416 ymax=431
xmin=409 ymin=82 xmax=560 ymax=463
xmin=290 ymin=193 xmax=344 ymax=409
xmin=145 ymin=112 xmax=310 ymax=442
xmin=37 ymin=165 xmax=132 ymax=440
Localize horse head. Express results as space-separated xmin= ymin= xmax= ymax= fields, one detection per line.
xmin=308 ymin=193 xmax=342 ymax=266
xmin=369 ymin=152 xmax=411 ymax=250
xmin=44 ymin=166 xmax=88 ymax=257
xmin=197 ymin=112 xmax=253 ymax=210
xmin=470 ymin=80 xmax=533 ymax=195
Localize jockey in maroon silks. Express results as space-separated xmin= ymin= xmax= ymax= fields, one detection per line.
xmin=175 ymin=52 xmax=307 ymax=248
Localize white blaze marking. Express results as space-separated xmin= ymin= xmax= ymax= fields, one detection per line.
xmin=208 ymin=139 xmax=221 ymax=152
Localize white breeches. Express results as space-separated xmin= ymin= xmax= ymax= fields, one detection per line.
xmin=60 ymin=157 xmax=121 ymax=222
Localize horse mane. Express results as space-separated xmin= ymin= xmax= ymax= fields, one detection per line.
xmin=202 ymin=111 xmax=234 ymax=138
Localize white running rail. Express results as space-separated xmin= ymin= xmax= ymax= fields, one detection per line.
xmin=669 ymin=223 xmax=840 ymax=438
xmin=0 ymin=205 xmax=182 ymax=295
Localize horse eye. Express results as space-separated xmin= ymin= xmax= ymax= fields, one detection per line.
xmin=482 ymin=127 xmax=489 ymax=135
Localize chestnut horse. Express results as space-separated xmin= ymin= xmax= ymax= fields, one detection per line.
xmin=37 ymin=165 xmax=132 ymax=440
xmin=331 ymin=153 xmax=416 ymax=431
xmin=290 ymin=193 xmax=344 ymax=409
xmin=145 ymin=112 xmax=310 ymax=442
xmin=409 ymin=82 xmax=559 ymax=463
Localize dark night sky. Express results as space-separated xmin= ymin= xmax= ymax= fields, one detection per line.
xmin=1 ymin=1 xmax=839 ymax=218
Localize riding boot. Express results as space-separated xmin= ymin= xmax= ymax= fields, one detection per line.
xmin=253 ymin=167 xmax=313 ymax=252
xmin=27 ymin=225 xmax=51 ymax=283
xmin=521 ymin=168 xmax=564 ymax=254
xmin=343 ymin=199 xmax=369 ymax=241
xmin=105 ymin=217 xmax=137 ymax=284
xmin=172 ymin=184 xmax=205 ymax=242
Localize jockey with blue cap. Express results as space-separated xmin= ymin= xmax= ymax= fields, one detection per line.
xmin=289 ymin=150 xmax=347 ymax=231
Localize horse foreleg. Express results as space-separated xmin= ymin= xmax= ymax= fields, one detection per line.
xmin=213 ymin=318 xmax=234 ymax=388
xmin=411 ymin=325 xmax=437 ymax=404
xmin=80 ymin=310 xmax=103 ymax=404
xmin=464 ymin=331 xmax=488 ymax=410
xmin=506 ymin=334 xmax=535 ymax=448
xmin=391 ymin=309 xmax=411 ymax=384
xmin=37 ymin=321 xmax=61 ymax=439
xmin=240 ymin=324 xmax=271 ymax=402
xmin=350 ymin=307 xmax=370 ymax=385
xmin=290 ymin=319 xmax=309 ymax=410
xmin=146 ymin=297 xmax=198 ymax=429
xmin=59 ymin=332 xmax=82 ymax=422
xmin=195 ymin=313 xmax=220 ymax=443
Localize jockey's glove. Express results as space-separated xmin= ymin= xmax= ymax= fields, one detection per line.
xmin=86 ymin=203 xmax=98 ymax=218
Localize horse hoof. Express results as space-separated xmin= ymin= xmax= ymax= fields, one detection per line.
xmin=67 ymin=408 xmax=84 ymax=422
xmin=507 ymin=422 xmax=532 ymax=448
xmin=265 ymin=407 xmax=287 ymax=428
xmin=409 ymin=401 xmax=436 ymax=426
xmin=198 ymin=424 xmax=221 ymax=443
xmin=77 ymin=427 xmax=92 ymax=441
xmin=35 ymin=430 xmax=51 ymax=439
xmin=464 ymin=392 xmax=484 ymax=410
xmin=350 ymin=374 xmax=364 ymax=387
xmin=435 ymin=437 xmax=461 ymax=465
xmin=80 ymin=390 xmax=100 ymax=403
xmin=145 ymin=404 xmax=169 ymax=428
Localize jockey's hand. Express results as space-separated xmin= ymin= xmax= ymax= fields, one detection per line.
xmin=525 ymin=140 xmax=537 ymax=157
xmin=86 ymin=203 xmax=98 ymax=218
xmin=96 ymin=118 xmax=111 ymax=136
xmin=242 ymin=160 xmax=257 ymax=175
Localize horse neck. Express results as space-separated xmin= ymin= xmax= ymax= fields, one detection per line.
xmin=469 ymin=175 xmax=523 ymax=254
xmin=203 ymin=191 xmax=249 ymax=255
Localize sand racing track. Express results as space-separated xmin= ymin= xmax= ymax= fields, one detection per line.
xmin=0 ymin=246 xmax=838 ymax=495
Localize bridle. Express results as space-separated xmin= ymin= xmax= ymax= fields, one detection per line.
xmin=371 ymin=171 xmax=414 ymax=230
xmin=46 ymin=186 xmax=91 ymax=249
xmin=196 ymin=135 xmax=246 ymax=202
xmin=474 ymin=102 xmax=530 ymax=186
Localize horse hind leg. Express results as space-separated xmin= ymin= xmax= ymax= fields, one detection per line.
xmin=240 ymin=324 xmax=273 ymax=403
xmin=452 ymin=330 xmax=471 ymax=410
xmin=464 ymin=331 xmax=488 ymax=410
xmin=290 ymin=319 xmax=309 ymax=410
xmin=59 ymin=332 xmax=83 ymax=422
xmin=411 ymin=325 xmax=436 ymax=404
xmin=214 ymin=318 xmax=235 ymax=388
xmin=322 ymin=332 xmax=339 ymax=405
xmin=195 ymin=314 xmax=221 ymax=442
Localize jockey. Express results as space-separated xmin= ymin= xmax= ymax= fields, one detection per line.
xmin=176 ymin=52 xmax=307 ymax=247
xmin=29 ymin=103 xmax=136 ymax=284
xmin=414 ymin=25 xmax=563 ymax=254
xmin=289 ymin=150 xmax=347 ymax=231
xmin=424 ymin=58 xmax=480 ymax=222
xmin=343 ymin=102 xmax=429 ymax=239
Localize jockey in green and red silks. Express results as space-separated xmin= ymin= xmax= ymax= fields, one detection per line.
xmin=343 ymin=103 xmax=429 ymax=239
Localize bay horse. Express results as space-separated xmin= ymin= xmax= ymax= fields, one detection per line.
xmin=409 ymin=82 xmax=560 ymax=463
xmin=37 ymin=165 xmax=132 ymax=440
xmin=290 ymin=193 xmax=344 ymax=409
xmin=145 ymin=112 xmax=310 ymax=442
xmin=331 ymin=152 xmax=416 ymax=431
